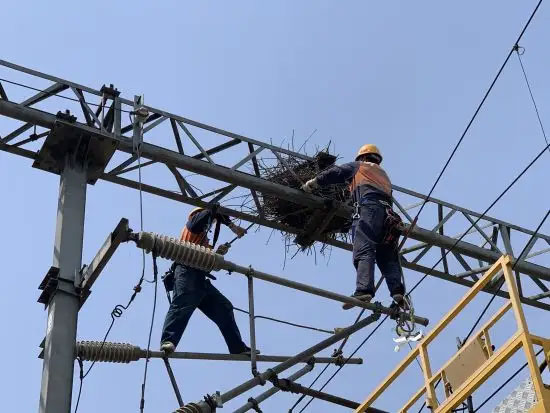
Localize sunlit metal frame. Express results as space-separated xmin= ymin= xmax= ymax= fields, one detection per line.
xmin=1 ymin=59 xmax=549 ymax=312
xmin=355 ymin=255 xmax=550 ymax=413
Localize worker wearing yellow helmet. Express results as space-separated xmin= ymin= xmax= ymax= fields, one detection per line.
xmin=160 ymin=207 xmax=257 ymax=355
xmin=301 ymin=144 xmax=405 ymax=309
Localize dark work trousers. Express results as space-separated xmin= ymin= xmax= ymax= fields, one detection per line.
xmin=160 ymin=264 xmax=247 ymax=354
xmin=351 ymin=198 xmax=405 ymax=297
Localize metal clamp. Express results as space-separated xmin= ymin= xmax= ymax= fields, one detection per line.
xmin=247 ymin=397 xmax=263 ymax=413
xmin=203 ymin=391 xmax=222 ymax=409
xmin=37 ymin=266 xmax=81 ymax=306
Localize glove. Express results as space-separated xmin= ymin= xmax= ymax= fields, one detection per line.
xmin=215 ymin=243 xmax=230 ymax=256
xmin=230 ymin=224 xmax=247 ymax=238
xmin=301 ymin=178 xmax=318 ymax=193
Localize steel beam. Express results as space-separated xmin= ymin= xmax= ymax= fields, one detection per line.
xmin=233 ymin=365 xmax=313 ymax=413
xmin=1 ymin=82 xmax=549 ymax=294
xmin=79 ymin=218 xmax=130 ymax=305
xmin=40 ymin=155 xmax=87 ymax=413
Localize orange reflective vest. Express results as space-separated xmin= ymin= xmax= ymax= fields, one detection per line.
xmin=350 ymin=162 xmax=392 ymax=197
xmin=179 ymin=209 xmax=211 ymax=247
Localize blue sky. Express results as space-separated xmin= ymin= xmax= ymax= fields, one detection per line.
xmin=1 ymin=1 xmax=549 ymax=412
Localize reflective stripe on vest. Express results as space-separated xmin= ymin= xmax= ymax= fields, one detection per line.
xmin=350 ymin=162 xmax=392 ymax=196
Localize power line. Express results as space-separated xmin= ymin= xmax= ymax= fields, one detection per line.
xmin=0 ymin=76 xmax=133 ymax=113
xmin=463 ymin=209 xmax=550 ymax=342
xmin=473 ymin=348 xmax=544 ymax=412
xmin=299 ymin=145 xmax=550 ymax=412
xmin=139 ymin=253 xmax=160 ymax=413
xmin=233 ymin=307 xmax=334 ymax=335
xmin=408 ymin=139 xmax=550 ymax=298
xmin=514 ymin=46 xmax=549 ymax=151
xmin=414 ymin=210 xmax=549 ymax=413
xmin=298 ymin=316 xmax=389 ymax=412
xmin=398 ymin=0 xmax=544 ymax=249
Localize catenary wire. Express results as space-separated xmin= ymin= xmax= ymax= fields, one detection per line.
xmin=0 ymin=77 xmax=133 ymax=113
xmin=233 ymin=307 xmax=334 ymax=335
xmin=300 ymin=145 xmax=550 ymax=412
xmin=398 ymin=0 xmax=543 ymax=249
xmin=473 ymin=349 xmax=543 ymax=412
xmin=515 ymin=47 xmax=550 ymax=151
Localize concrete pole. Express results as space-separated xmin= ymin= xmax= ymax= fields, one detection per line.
xmin=39 ymin=154 xmax=87 ymax=413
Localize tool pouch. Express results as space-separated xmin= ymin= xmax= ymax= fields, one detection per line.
xmin=380 ymin=201 xmax=403 ymax=247
xmin=162 ymin=264 xmax=176 ymax=293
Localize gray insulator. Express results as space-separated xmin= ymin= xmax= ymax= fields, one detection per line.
xmin=136 ymin=232 xmax=225 ymax=272
xmin=76 ymin=341 xmax=141 ymax=363
xmin=173 ymin=403 xmax=207 ymax=413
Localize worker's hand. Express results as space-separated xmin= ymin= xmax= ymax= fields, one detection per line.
xmin=215 ymin=243 xmax=230 ymax=256
xmin=301 ymin=178 xmax=318 ymax=193
xmin=230 ymin=224 xmax=247 ymax=238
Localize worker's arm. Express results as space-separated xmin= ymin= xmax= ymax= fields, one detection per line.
xmin=217 ymin=213 xmax=247 ymax=238
xmin=187 ymin=209 xmax=213 ymax=233
xmin=301 ymin=162 xmax=358 ymax=192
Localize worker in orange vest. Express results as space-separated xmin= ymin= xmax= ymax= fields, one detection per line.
xmin=160 ymin=207 xmax=257 ymax=355
xmin=301 ymin=144 xmax=405 ymax=309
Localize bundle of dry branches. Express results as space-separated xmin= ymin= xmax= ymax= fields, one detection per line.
xmin=259 ymin=150 xmax=351 ymax=250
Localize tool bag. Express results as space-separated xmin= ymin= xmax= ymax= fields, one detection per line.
xmin=380 ymin=200 xmax=403 ymax=247
xmin=162 ymin=263 xmax=176 ymax=293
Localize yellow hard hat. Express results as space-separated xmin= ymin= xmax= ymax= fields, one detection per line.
xmin=355 ymin=144 xmax=382 ymax=161
xmin=189 ymin=207 xmax=205 ymax=217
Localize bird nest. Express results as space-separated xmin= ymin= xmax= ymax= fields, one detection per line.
xmin=258 ymin=151 xmax=351 ymax=250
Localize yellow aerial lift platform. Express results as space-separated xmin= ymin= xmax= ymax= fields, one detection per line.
xmin=356 ymin=255 xmax=550 ymax=413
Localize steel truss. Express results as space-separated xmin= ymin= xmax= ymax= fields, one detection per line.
xmin=1 ymin=59 xmax=549 ymax=313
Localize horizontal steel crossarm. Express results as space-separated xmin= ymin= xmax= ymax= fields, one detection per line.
xmin=1 ymin=96 xmax=549 ymax=299
xmin=0 ymin=59 xmax=312 ymax=161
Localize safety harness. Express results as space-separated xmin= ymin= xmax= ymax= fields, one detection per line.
xmin=162 ymin=204 xmax=222 ymax=301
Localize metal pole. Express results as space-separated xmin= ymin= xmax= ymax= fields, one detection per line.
xmin=40 ymin=155 xmax=87 ymax=413
xmin=225 ymin=263 xmax=430 ymax=327
xmin=163 ymin=357 xmax=184 ymax=408
xmin=248 ymin=275 xmax=258 ymax=376
xmin=232 ymin=365 xmax=313 ymax=413
xmin=75 ymin=341 xmax=363 ymax=364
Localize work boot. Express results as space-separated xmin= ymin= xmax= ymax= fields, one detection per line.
xmin=239 ymin=346 xmax=261 ymax=356
xmin=391 ymin=294 xmax=410 ymax=312
xmin=160 ymin=341 xmax=175 ymax=354
xmin=392 ymin=294 xmax=404 ymax=304
xmin=342 ymin=292 xmax=373 ymax=310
